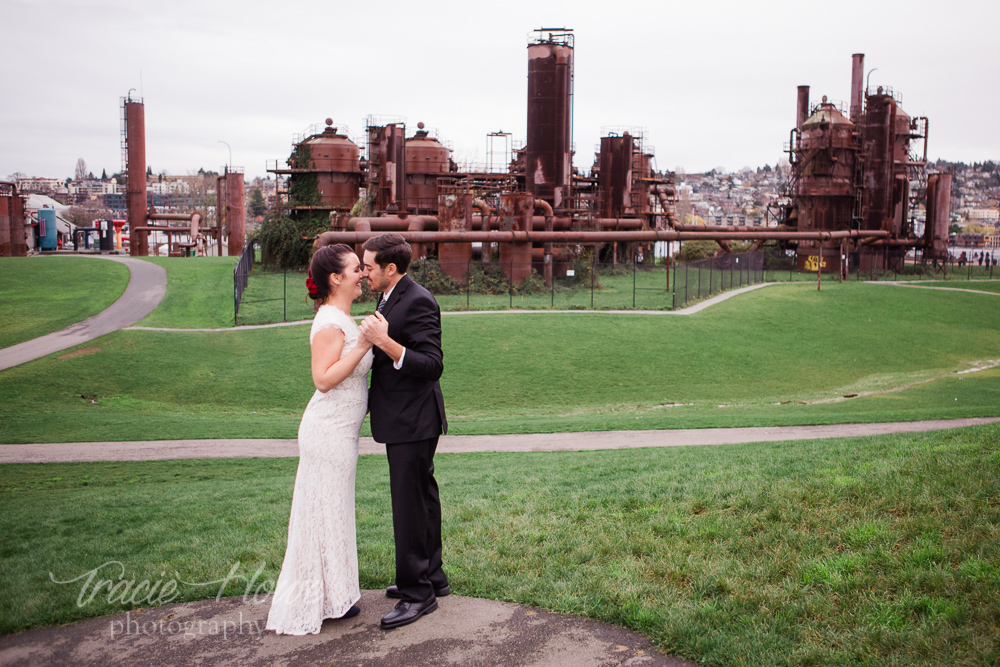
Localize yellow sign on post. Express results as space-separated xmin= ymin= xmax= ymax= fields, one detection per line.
xmin=804 ymin=255 xmax=827 ymax=271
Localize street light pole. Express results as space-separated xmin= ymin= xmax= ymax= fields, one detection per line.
xmin=218 ymin=140 xmax=232 ymax=172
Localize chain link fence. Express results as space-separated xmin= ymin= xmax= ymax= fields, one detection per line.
xmin=233 ymin=245 xmax=995 ymax=326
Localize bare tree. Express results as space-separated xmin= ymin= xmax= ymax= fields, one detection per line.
xmin=75 ymin=158 xmax=88 ymax=182
xmin=67 ymin=200 xmax=112 ymax=228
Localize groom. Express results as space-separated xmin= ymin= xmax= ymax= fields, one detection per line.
xmin=359 ymin=233 xmax=449 ymax=630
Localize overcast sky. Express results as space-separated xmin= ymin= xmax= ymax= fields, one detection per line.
xmin=3 ymin=0 xmax=998 ymax=182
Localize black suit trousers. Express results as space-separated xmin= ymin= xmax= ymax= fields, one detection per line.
xmin=386 ymin=437 xmax=447 ymax=603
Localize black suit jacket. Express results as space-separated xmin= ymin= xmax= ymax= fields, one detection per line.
xmin=368 ymin=274 xmax=448 ymax=444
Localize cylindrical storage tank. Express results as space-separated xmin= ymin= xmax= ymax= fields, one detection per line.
xmin=924 ymin=173 xmax=952 ymax=259
xmin=38 ymin=208 xmax=58 ymax=251
xmin=794 ymin=100 xmax=856 ymax=273
xmin=526 ymin=34 xmax=573 ymax=208
xmin=124 ymin=99 xmax=148 ymax=256
xmin=498 ymin=193 xmax=534 ymax=283
xmin=437 ymin=193 xmax=472 ymax=282
xmin=598 ymin=134 xmax=633 ymax=218
xmin=797 ymin=101 xmax=856 ymax=202
xmin=861 ymin=92 xmax=893 ymax=233
xmin=226 ymin=171 xmax=245 ymax=256
xmin=303 ymin=124 xmax=362 ymax=210
xmin=405 ymin=127 xmax=451 ymax=213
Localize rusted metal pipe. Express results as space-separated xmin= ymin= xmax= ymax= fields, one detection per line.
xmin=673 ymin=223 xmax=786 ymax=233
xmin=472 ymin=198 xmax=493 ymax=263
xmin=915 ymin=116 xmax=929 ymax=163
xmin=148 ymin=212 xmax=204 ymax=221
xmin=346 ymin=215 xmax=643 ymax=232
xmin=534 ymin=199 xmax=555 ymax=285
xmin=652 ymin=185 xmax=676 ymax=227
xmin=472 ymin=198 xmax=491 ymax=219
xmin=533 ymin=199 xmax=553 ymax=218
xmin=347 ymin=216 xmax=439 ymax=232
xmin=315 ymin=229 xmax=890 ymax=244
xmin=885 ymin=97 xmax=898 ymax=222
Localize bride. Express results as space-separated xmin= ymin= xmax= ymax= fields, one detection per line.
xmin=266 ymin=243 xmax=374 ymax=635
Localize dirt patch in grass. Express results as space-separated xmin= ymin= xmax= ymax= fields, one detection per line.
xmin=57 ymin=346 xmax=102 ymax=360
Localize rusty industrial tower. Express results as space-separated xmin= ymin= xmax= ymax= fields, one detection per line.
xmin=266 ymin=34 xmax=949 ymax=280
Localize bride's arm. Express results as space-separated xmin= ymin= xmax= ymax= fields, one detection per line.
xmin=311 ymin=327 xmax=373 ymax=392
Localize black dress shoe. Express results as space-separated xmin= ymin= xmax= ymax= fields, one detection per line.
xmin=380 ymin=598 xmax=438 ymax=629
xmin=386 ymin=584 xmax=450 ymax=599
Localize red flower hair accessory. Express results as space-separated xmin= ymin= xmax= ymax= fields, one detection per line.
xmin=306 ymin=270 xmax=319 ymax=296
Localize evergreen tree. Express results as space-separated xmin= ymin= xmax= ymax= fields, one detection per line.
xmin=248 ymin=187 xmax=267 ymax=218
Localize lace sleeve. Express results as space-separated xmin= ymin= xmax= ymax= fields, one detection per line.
xmin=309 ymin=308 xmax=346 ymax=345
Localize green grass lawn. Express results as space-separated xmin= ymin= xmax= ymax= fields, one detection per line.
xmin=1 ymin=281 xmax=998 ymax=443
xmin=0 ymin=257 xmax=130 ymax=348
xmin=233 ymin=265 xmax=822 ymax=324
xmin=135 ymin=257 xmax=237 ymax=329
xmin=2 ymin=423 xmax=998 ymax=665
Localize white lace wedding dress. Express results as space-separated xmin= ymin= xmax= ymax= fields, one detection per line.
xmin=266 ymin=305 xmax=373 ymax=635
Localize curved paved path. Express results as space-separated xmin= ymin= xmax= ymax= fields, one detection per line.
xmin=876 ymin=280 xmax=1000 ymax=296
xmin=3 ymin=417 xmax=998 ymax=463
xmin=0 ymin=256 xmax=166 ymax=371
xmin=124 ymin=283 xmax=783 ymax=334
xmin=0 ymin=590 xmax=695 ymax=667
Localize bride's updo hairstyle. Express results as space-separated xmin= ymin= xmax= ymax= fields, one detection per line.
xmin=308 ymin=243 xmax=355 ymax=304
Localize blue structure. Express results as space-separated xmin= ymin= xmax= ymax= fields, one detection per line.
xmin=38 ymin=208 xmax=58 ymax=251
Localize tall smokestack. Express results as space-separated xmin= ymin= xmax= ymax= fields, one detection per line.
xmin=850 ymin=53 xmax=865 ymax=120
xmin=526 ymin=29 xmax=574 ymax=209
xmin=796 ymin=85 xmax=810 ymax=130
xmin=124 ymin=98 xmax=148 ymax=256
xmin=226 ymin=169 xmax=245 ymax=256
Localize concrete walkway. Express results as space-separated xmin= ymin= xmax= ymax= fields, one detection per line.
xmin=876 ymin=280 xmax=1000 ymax=297
xmin=4 ymin=417 xmax=998 ymax=463
xmin=0 ymin=256 xmax=166 ymax=371
xmin=0 ymin=590 xmax=695 ymax=667
xmin=124 ymin=283 xmax=783 ymax=334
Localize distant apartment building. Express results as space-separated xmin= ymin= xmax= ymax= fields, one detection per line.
xmin=18 ymin=177 xmax=64 ymax=194
xmin=961 ymin=208 xmax=999 ymax=224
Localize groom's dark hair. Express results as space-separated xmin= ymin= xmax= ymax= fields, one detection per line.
xmin=363 ymin=233 xmax=411 ymax=274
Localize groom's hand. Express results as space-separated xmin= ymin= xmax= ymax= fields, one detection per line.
xmin=362 ymin=312 xmax=404 ymax=364
xmin=360 ymin=312 xmax=393 ymax=349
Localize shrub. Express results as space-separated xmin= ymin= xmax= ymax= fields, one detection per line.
xmin=408 ymin=259 xmax=460 ymax=295
xmin=252 ymin=211 xmax=329 ymax=269
xmin=677 ymin=240 xmax=721 ymax=262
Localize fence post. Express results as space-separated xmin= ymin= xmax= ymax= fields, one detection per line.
xmin=509 ymin=260 xmax=513 ymax=309
xmin=590 ymin=253 xmax=597 ymax=310
xmin=633 ymin=256 xmax=637 ymax=309
xmin=709 ymin=258 xmax=714 ymax=297
xmin=466 ymin=261 xmax=471 ymax=310
xmin=685 ymin=261 xmax=689 ymax=306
